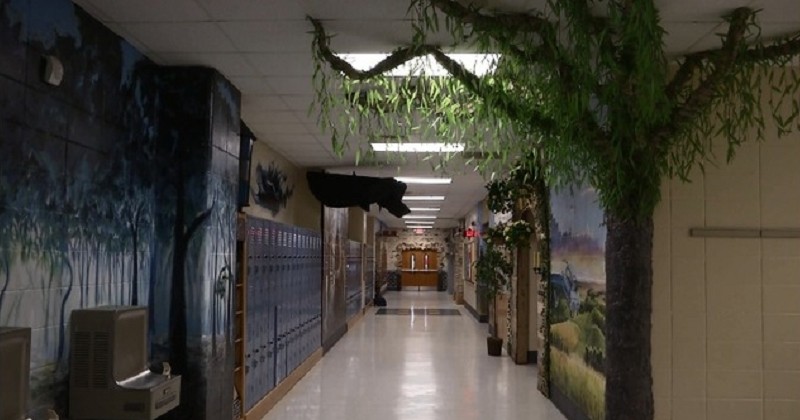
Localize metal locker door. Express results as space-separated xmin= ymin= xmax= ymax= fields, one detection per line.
xmin=245 ymin=219 xmax=255 ymax=410
xmin=265 ymin=219 xmax=275 ymax=393
xmin=275 ymin=225 xmax=285 ymax=385
xmin=257 ymin=219 xmax=268 ymax=401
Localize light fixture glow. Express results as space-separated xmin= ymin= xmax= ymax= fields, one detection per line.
xmin=371 ymin=143 xmax=464 ymax=153
xmin=339 ymin=53 xmax=500 ymax=77
xmin=395 ymin=177 xmax=452 ymax=184
xmin=404 ymin=220 xmax=435 ymax=224
xmin=402 ymin=215 xmax=437 ymax=219
xmin=407 ymin=225 xmax=434 ymax=229
xmin=408 ymin=207 xmax=440 ymax=212
xmin=403 ymin=195 xmax=445 ymax=201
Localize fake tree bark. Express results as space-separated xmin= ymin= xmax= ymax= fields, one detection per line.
xmin=309 ymin=1 xmax=800 ymax=419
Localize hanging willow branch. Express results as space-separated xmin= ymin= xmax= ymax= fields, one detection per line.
xmin=309 ymin=0 xmax=800 ymax=219
xmin=654 ymin=8 xmax=754 ymax=147
xmin=309 ymin=17 xmax=440 ymax=80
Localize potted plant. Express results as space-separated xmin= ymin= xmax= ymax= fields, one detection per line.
xmin=475 ymin=242 xmax=513 ymax=356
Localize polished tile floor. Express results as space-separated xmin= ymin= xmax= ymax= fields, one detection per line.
xmin=262 ymin=291 xmax=566 ymax=420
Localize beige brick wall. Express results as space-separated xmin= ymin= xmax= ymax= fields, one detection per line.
xmin=652 ymin=128 xmax=800 ymax=420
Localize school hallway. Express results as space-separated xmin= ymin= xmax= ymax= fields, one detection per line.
xmin=262 ymin=291 xmax=566 ymax=420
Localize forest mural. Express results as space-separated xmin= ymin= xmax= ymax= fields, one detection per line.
xmin=321 ymin=206 xmax=347 ymax=350
xmin=0 ymin=0 xmax=240 ymax=418
xmin=549 ymin=185 xmax=607 ymax=420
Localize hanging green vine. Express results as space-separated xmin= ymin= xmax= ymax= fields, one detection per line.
xmin=309 ymin=2 xmax=799 ymax=219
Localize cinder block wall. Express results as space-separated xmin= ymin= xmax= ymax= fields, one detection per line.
xmin=652 ymin=98 xmax=800 ymax=420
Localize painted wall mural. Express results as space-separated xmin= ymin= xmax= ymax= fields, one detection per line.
xmin=321 ymin=206 xmax=347 ymax=350
xmin=244 ymin=141 xmax=320 ymax=231
xmin=0 ymin=1 xmax=240 ymax=419
xmin=253 ymin=161 xmax=294 ymax=216
xmin=548 ymin=185 xmax=607 ymax=420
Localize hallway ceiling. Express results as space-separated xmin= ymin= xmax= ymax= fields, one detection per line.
xmin=72 ymin=0 xmax=800 ymax=228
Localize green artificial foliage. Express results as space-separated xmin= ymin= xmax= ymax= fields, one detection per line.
xmin=475 ymin=243 xmax=512 ymax=301
xmin=474 ymin=242 xmax=512 ymax=339
xmin=308 ymin=1 xmax=800 ymax=418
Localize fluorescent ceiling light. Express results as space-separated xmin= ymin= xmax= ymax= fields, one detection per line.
xmin=340 ymin=53 xmax=500 ymax=77
xmin=407 ymin=225 xmax=434 ymax=229
xmin=404 ymin=220 xmax=435 ymax=224
xmin=395 ymin=177 xmax=452 ymax=185
xmin=402 ymin=215 xmax=437 ymax=219
xmin=372 ymin=143 xmax=464 ymax=153
xmin=403 ymin=195 xmax=445 ymax=201
xmin=408 ymin=207 xmax=440 ymax=212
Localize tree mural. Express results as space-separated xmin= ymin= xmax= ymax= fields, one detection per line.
xmin=308 ymin=1 xmax=800 ymax=419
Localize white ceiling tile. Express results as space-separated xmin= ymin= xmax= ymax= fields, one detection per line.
xmin=77 ymin=0 xmax=209 ymax=22
xmin=656 ymin=0 xmax=750 ymax=22
xmin=196 ymin=0 xmax=306 ymax=20
xmin=246 ymin=53 xmax=316 ymax=76
xmin=291 ymin=111 xmax=320 ymax=127
xmin=155 ymin=52 xmax=259 ymax=76
xmin=758 ymin=23 xmax=800 ymax=40
xmin=324 ymin=20 xmax=457 ymax=53
xmin=302 ymin=0 xmax=411 ymax=20
xmin=750 ymin=0 xmax=800 ymax=23
xmin=121 ymin=22 xmax=236 ymax=52
xmin=228 ymin=76 xmax=274 ymax=94
xmin=245 ymin=110 xmax=299 ymax=125
xmin=662 ymin=22 xmax=722 ymax=55
xmin=252 ymin=122 xmax=309 ymax=134
xmin=264 ymin=134 xmax=320 ymax=145
xmin=265 ymin=76 xmax=315 ymax=95
xmin=218 ymin=21 xmax=312 ymax=53
xmin=102 ymin=22 xmax=152 ymax=53
xmin=280 ymin=95 xmax=315 ymax=111
xmin=242 ymin=95 xmax=288 ymax=112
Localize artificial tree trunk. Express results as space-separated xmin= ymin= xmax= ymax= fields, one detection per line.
xmin=604 ymin=212 xmax=654 ymax=420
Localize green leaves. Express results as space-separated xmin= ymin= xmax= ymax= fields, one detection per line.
xmin=475 ymin=242 xmax=512 ymax=300
xmin=309 ymin=1 xmax=800 ymax=222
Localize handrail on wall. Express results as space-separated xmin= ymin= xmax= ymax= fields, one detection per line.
xmin=689 ymin=228 xmax=800 ymax=238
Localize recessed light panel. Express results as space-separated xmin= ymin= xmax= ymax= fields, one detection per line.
xmin=372 ymin=143 xmax=464 ymax=153
xmin=395 ymin=177 xmax=452 ymax=184
xmin=339 ymin=53 xmax=500 ymax=77
xmin=402 ymin=196 xmax=445 ymax=201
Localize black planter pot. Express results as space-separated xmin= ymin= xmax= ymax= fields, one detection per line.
xmin=487 ymin=336 xmax=503 ymax=356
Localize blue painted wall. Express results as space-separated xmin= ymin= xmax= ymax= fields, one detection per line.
xmin=0 ymin=0 xmax=240 ymax=418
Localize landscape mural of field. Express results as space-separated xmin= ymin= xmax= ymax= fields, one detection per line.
xmin=549 ymin=185 xmax=607 ymax=420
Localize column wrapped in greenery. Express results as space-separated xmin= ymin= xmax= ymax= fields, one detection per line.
xmin=309 ymin=1 xmax=800 ymax=417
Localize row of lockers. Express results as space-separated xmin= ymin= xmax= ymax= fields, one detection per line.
xmin=346 ymin=240 xmax=363 ymax=320
xmin=244 ymin=218 xmax=323 ymax=412
xmin=365 ymin=244 xmax=375 ymax=302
